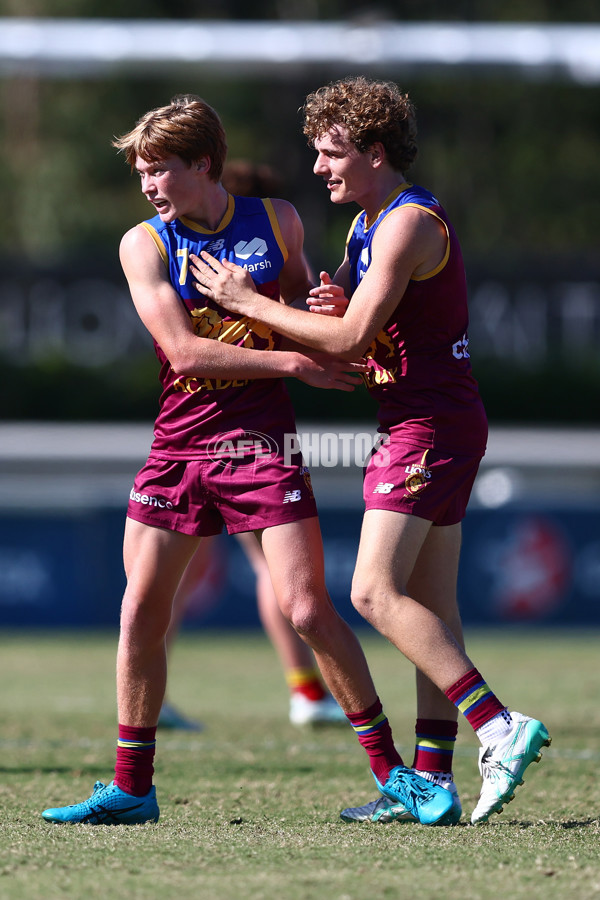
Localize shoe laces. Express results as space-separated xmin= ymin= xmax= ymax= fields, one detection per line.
xmin=92 ymin=781 xmax=107 ymax=794
xmin=388 ymin=769 xmax=437 ymax=802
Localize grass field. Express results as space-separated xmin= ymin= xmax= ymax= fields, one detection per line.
xmin=0 ymin=628 xmax=599 ymax=900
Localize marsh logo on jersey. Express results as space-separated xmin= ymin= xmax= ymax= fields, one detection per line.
xmin=234 ymin=237 xmax=272 ymax=273
xmin=234 ymin=237 xmax=268 ymax=259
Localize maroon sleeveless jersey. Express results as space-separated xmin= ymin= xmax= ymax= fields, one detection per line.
xmin=141 ymin=195 xmax=297 ymax=460
xmin=347 ymin=183 xmax=488 ymax=456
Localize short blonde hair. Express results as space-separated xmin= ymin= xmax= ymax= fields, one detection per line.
xmin=112 ymin=94 xmax=227 ymax=181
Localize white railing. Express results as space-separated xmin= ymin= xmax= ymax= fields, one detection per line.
xmin=1 ymin=19 xmax=599 ymax=82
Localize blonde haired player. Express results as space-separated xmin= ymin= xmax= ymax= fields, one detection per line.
xmin=42 ymin=94 xmax=457 ymax=827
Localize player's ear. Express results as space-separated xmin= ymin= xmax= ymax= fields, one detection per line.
xmin=194 ymin=156 xmax=211 ymax=175
xmin=369 ymin=142 xmax=385 ymax=168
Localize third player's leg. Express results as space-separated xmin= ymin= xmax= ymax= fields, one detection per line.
xmin=237 ymin=531 xmax=317 ymax=673
xmin=259 ymin=517 xmax=378 ymax=713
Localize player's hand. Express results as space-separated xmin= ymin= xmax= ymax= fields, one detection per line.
xmin=190 ymin=251 xmax=257 ymax=311
xmin=307 ymin=271 xmax=349 ymax=317
xmin=295 ymin=351 xmax=368 ymax=392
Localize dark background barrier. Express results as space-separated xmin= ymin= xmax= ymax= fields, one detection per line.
xmin=1 ymin=501 xmax=598 ymax=630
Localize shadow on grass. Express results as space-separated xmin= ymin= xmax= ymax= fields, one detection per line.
xmin=491 ymin=817 xmax=599 ymax=829
xmin=0 ymin=765 xmax=104 ymax=775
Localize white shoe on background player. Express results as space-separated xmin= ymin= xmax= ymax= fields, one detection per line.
xmin=289 ymin=693 xmax=348 ymax=726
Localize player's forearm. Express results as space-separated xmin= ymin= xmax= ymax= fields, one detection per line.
xmin=169 ymin=336 xmax=305 ymax=381
xmin=238 ymin=291 xmax=361 ymax=359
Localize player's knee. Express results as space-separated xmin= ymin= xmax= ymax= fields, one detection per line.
xmin=120 ymin=590 xmax=171 ymax=644
xmin=350 ymin=576 xmax=387 ymax=624
xmin=283 ymin=597 xmax=323 ymax=639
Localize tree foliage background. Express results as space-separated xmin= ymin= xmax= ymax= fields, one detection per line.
xmin=0 ymin=1 xmax=598 ymax=423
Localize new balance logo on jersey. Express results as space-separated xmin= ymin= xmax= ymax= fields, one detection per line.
xmin=205 ymin=239 xmax=225 ymax=255
xmin=283 ymin=490 xmax=302 ymax=503
xmin=373 ymin=483 xmax=394 ymax=494
xmin=234 ymin=237 xmax=268 ymax=259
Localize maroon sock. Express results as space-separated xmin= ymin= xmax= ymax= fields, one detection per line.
xmin=114 ymin=724 xmax=156 ymax=797
xmin=412 ymin=718 xmax=458 ymax=773
xmin=445 ymin=668 xmax=505 ymax=731
xmin=346 ymin=698 xmax=403 ymax=785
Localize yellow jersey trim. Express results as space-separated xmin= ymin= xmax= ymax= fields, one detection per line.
xmin=263 ymin=198 xmax=289 ymax=263
xmin=380 ymin=202 xmax=450 ymax=281
xmin=365 ymin=182 xmax=412 ymax=229
xmin=180 ymin=193 xmax=235 ymax=234
xmin=140 ymin=222 xmax=168 ymax=268
xmin=345 ymin=210 xmax=363 ymax=250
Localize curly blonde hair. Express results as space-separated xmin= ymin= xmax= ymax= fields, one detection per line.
xmin=302 ymin=76 xmax=417 ymax=173
xmin=112 ymin=94 xmax=227 ymax=182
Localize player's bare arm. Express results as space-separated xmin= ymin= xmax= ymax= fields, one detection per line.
xmin=191 ymin=205 xmax=446 ymax=360
xmin=270 ymin=199 xmax=315 ymax=306
xmin=120 ymin=224 xmax=365 ymax=390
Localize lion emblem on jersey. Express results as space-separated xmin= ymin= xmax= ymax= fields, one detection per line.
xmin=190 ymin=306 xmax=275 ymax=351
xmin=362 ymin=328 xmax=397 ymax=386
xmin=364 ymin=328 xmax=395 ymax=361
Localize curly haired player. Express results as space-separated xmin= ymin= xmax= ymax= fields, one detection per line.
xmin=190 ymin=77 xmax=551 ymax=825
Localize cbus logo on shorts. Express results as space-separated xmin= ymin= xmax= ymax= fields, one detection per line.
xmin=129 ymin=489 xmax=174 ymax=510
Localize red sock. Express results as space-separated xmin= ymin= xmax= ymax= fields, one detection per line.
xmin=114 ymin=724 xmax=156 ymax=797
xmin=346 ymin=698 xmax=403 ymax=785
xmin=412 ymin=718 xmax=458 ymax=773
xmin=286 ymin=667 xmax=327 ymax=702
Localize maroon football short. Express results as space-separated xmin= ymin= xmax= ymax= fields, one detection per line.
xmin=127 ymin=449 xmax=317 ymax=536
xmin=363 ymin=439 xmax=483 ymax=526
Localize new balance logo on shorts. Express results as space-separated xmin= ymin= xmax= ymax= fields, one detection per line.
xmin=373 ymin=483 xmax=395 ymax=494
xmin=283 ymin=490 xmax=302 ymax=503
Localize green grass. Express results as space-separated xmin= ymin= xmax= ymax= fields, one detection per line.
xmin=0 ymin=629 xmax=599 ymax=900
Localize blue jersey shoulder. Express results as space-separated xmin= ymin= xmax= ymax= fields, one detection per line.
xmin=395 ymin=184 xmax=439 ymax=209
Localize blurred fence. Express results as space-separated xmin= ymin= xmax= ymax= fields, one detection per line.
xmin=0 ymin=422 xmax=599 ymax=629
xmin=2 ymin=260 xmax=599 ymax=369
